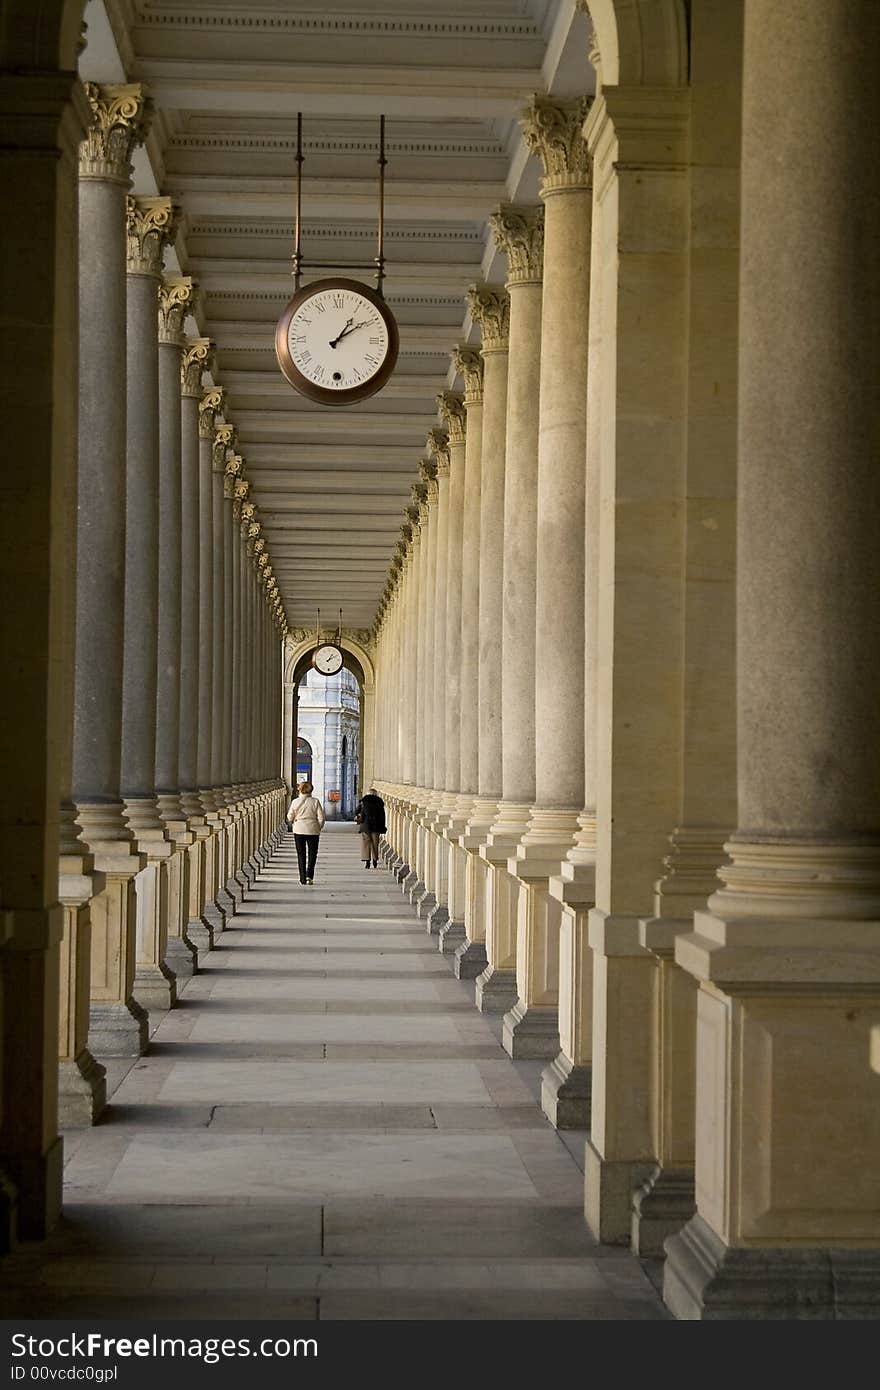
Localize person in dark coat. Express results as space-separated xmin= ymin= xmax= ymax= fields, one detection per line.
xmin=355 ymin=788 xmax=386 ymax=868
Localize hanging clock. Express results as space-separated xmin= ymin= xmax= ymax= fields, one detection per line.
xmin=312 ymin=642 xmax=344 ymax=676
xmin=275 ymin=278 xmax=398 ymax=407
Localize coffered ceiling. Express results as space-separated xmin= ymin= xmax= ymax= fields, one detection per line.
xmin=83 ymin=0 xmax=595 ymax=628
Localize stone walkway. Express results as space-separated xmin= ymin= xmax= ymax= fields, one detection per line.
xmin=0 ymin=826 xmax=667 ymax=1319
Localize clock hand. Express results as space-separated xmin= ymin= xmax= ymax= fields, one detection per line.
xmin=328 ymin=316 xmax=354 ymax=349
xmin=333 ymin=318 xmax=373 ymax=344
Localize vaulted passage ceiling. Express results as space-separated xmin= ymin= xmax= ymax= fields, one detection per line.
xmin=88 ymin=0 xmax=594 ymax=628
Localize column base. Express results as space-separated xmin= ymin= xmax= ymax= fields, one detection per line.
xmin=89 ymin=999 xmax=149 ymax=1058
xmin=631 ymin=1164 xmax=695 ymax=1257
xmin=502 ymin=999 xmax=560 ymax=1060
xmin=663 ymin=1214 xmax=880 ymax=1320
xmin=438 ymin=917 xmax=465 ymax=954
xmin=202 ymin=901 xmax=226 ymax=937
xmin=216 ymin=886 xmax=237 ymax=917
xmin=165 ymin=932 xmax=198 ymax=980
xmin=5 ymin=1135 xmax=63 ymax=1240
xmin=133 ymin=960 xmax=177 ymax=1014
xmin=541 ymin=1051 xmax=591 ymax=1130
xmin=415 ymin=891 xmax=437 ymax=921
xmin=474 ymin=965 xmax=517 ymax=1014
xmin=58 ymin=1049 xmax=107 ymax=1128
xmin=394 ymin=860 xmax=410 ymax=885
xmin=187 ymin=916 xmax=214 ymax=955
xmin=402 ymin=870 xmax=419 ymax=895
xmin=225 ymin=875 xmax=245 ymax=906
xmin=583 ymin=1139 xmax=655 ymax=1246
xmin=426 ymin=901 xmax=449 ymax=936
xmin=409 ymin=880 xmax=428 ymax=907
xmin=453 ymin=938 xmax=487 ymax=980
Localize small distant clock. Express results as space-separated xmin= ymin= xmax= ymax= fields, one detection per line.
xmin=275 ymin=277 xmax=399 ymax=406
xmin=312 ymin=643 xmax=344 ymax=676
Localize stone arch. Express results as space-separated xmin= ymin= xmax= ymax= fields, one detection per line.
xmin=282 ymin=633 xmax=376 ymax=799
xmin=581 ymin=0 xmax=689 ymax=88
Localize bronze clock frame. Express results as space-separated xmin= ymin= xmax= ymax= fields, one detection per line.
xmin=275 ymin=277 xmax=399 ymax=407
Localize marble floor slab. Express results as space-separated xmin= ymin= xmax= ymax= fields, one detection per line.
xmin=0 ymin=827 xmax=668 ymax=1321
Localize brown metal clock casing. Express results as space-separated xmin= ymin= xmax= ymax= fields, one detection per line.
xmin=275 ymin=277 xmax=399 ymax=406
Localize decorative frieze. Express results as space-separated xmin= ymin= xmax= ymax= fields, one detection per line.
xmin=125 ymin=195 xmax=178 ymax=277
xmin=181 ymin=336 xmax=216 ymax=397
xmin=425 ymin=428 xmax=451 ymax=479
xmin=451 ymin=345 xmax=484 ymax=404
xmin=466 ymin=284 xmax=510 ymax=351
xmin=520 ymin=95 xmax=592 ymax=193
xmin=436 ymin=391 xmax=466 ymax=446
xmin=199 ymin=386 xmax=226 ymax=439
xmin=158 ymin=275 xmax=197 ymax=346
xmin=80 ymin=82 xmax=152 ymax=184
xmin=489 ymin=204 xmax=545 ymax=285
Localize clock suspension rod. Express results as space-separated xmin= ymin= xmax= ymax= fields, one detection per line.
xmin=293 ymin=111 xmax=304 ymax=291
xmin=376 ymin=114 xmax=386 ymax=297
xmin=287 ymin=112 xmax=389 ymax=290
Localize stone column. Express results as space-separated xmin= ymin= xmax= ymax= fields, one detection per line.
xmin=411 ymin=462 xmax=437 ymax=904
xmin=176 ymin=336 xmax=215 ymax=965
xmin=457 ymin=289 xmax=509 ymax=980
xmin=3 ymin=70 xmax=90 ymax=1234
xmin=401 ymin=509 xmax=421 ymax=788
xmin=200 ymin=421 xmax=234 ymax=931
xmin=122 ymin=201 xmax=179 ymax=1016
xmin=73 ymin=83 xmax=151 ymax=1059
xmin=502 ymin=97 xmax=592 ymax=1060
xmin=666 ymin=0 xmax=880 ymax=1320
xmin=185 ymin=387 xmax=224 ymax=948
xmin=153 ymin=275 xmax=197 ymax=995
xmin=476 ymin=205 xmax=544 ymax=1016
xmin=219 ymin=453 xmax=242 ymax=902
xmin=419 ymin=429 xmax=450 ymax=919
xmin=441 ymin=361 xmax=482 ymax=952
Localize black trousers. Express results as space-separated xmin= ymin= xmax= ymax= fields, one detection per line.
xmin=294 ymin=834 xmax=320 ymax=882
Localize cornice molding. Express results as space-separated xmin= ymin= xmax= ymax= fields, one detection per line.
xmin=137 ymin=11 xmax=541 ymax=40
xmin=191 ymin=220 xmax=480 ymax=245
xmin=174 ymin=134 xmax=503 ymax=158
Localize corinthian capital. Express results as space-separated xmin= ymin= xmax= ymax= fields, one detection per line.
xmin=451 ymin=345 xmax=484 ymax=405
xmin=520 ymin=95 xmax=592 ymax=192
xmin=158 ymin=276 xmax=197 ymax=346
xmin=80 ymin=82 xmax=152 ymax=183
xmin=224 ymin=452 xmax=244 ymax=499
xmin=418 ymin=457 xmax=439 ymax=505
xmin=436 ymin=390 xmax=466 ymax=446
xmin=490 ymin=205 xmax=545 ymax=285
xmin=426 ymin=428 xmax=450 ymax=479
xmin=181 ymin=337 xmax=216 ymax=397
xmin=199 ymin=386 xmax=226 ymax=439
xmin=125 ymin=195 xmax=178 ymax=277
xmin=213 ymin=422 xmax=236 ymax=473
xmin=466 ymin=284 xmax=511 ymax=351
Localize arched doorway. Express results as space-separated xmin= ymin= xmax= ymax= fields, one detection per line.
xmin=296 ymin=736 xmax=313 ymax=785
xmin=282 ymin=633 xmax=376 ymax=806
xmin=295 ymin=666 xmax=360 ymax=821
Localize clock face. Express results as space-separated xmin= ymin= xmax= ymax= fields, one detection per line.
xmin=313 ymin=644 xmax=344 ymax=676
xmin=275 ymin=278 xmax=399 ymax=406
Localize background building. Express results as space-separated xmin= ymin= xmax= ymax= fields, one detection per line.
xmin=296 ymin=668 xmax=360 ymax=819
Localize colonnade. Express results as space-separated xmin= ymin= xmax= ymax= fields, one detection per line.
xmin=373 ymin=0 xmax=880 ymax=1323
xmin=1 ymin=78 xmax=286 ymax=1248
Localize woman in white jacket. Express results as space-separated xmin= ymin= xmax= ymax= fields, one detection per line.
xmin=287 ymin=781 xmax=326 ymax=884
